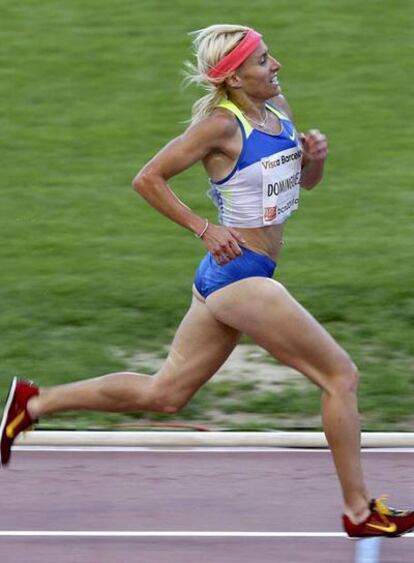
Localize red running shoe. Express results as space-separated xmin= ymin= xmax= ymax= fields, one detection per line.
xmin=0 ymin=377 xmax=39 ymax=466
xmin=343 ymin=496 xmax=414 ymax=538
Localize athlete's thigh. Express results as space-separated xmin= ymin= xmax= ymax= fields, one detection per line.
xmin=205 ymin=277 xmax=353 ymax=389
xmin=153 ymin=295 xmax=241 ymax=403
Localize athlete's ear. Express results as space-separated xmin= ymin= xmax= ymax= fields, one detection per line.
xmin=225 ymin=72 xmax=242 ymax=89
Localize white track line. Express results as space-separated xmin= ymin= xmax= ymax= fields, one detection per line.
xmin=0 ymin=531 xmax=413 ymax=538
xmin=13 ymin=446 xmax=414 ymax=453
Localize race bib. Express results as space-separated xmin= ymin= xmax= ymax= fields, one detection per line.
xmin=261 ymin=146 xmax=302 ymax=225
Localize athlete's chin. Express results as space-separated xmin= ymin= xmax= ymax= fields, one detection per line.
xmin=265 ymin=84 xmax=281 ymax=98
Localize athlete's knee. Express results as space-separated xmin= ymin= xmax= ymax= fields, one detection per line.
xmin=148 ymin=376 xmax=189 ymax=414
xmin=328 ymin=358 xmax=359 ymax=396
xmin=151 ymin=392 xmax=188 ymax=414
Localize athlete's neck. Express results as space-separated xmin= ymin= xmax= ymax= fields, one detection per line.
xmin=227 ymin=92 xmax=267 ymax=124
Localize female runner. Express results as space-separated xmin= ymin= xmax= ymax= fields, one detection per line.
xmin=2 ymin=24 xmax=413 ymax=538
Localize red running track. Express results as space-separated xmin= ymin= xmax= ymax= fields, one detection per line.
xmin=0 ymin=448 xmax=413 ymax=562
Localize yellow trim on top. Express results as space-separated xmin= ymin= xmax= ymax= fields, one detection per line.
xmin=265 ymin=103 xmax=289 ymax=120
xmin=217 ymin=99 xmax=290 ymax=136
xmin=216 ymin=99 xmax=253 ymax=136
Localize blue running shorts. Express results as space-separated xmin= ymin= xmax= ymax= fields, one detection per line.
xmin=194 ymin=247 xmax=277 ymax=299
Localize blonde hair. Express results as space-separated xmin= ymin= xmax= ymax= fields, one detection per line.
xmin=185 ymin=24 xmax=251 ymax=123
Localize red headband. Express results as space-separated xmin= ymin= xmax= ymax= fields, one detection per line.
xmin=207 ymin=29 xmax=262 ymax=81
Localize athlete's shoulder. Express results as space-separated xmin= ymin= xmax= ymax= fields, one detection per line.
xmin=183 ymin=108 xmax=239 ymax=147
xmin=202 ymin=107 xmax=239 ymax=136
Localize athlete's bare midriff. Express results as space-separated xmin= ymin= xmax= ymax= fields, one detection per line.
xmin=236 ymin=223 xmax=284 ymax=261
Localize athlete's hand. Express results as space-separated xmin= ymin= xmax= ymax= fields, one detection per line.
xmin=299 ymin=129 xmax=328 ymax=189
xmin=300 ymin=129 xmax=328 ymax=165
xmin=200 ymin=223 xmax=246 ymax=266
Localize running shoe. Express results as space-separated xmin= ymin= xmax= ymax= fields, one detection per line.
xmin=0 ymin=377 xmax=39 ymax=466
xmin=343 ymin=496 xmax=414 ymax=537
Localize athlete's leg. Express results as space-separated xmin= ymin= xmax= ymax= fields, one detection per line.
xmin=206 ymin=277 xmax=370 ymax=522
xmin=28 ymin=296 xmax=241 ymax=419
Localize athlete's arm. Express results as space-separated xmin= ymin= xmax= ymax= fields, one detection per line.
xmin=132 ymin=114 xmax=246 ymax=264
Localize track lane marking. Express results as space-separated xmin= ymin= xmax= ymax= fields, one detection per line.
xmin=13 ymin=446 xmax=414 ymax=453
xmin=0 ymin=531 xmax=413 ymax=538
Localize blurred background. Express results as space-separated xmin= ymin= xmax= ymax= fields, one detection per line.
xmin=1 ymin=0 xmax=412 ymax=431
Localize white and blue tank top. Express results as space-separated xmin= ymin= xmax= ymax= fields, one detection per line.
xmin=208 ymin=99 xmax=303 ymax=228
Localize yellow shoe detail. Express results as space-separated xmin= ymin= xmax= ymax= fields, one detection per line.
xmin=366 ymin=521 xmax=397 ymax=534
xmin=366 ymin=495 xmax=398 ymax=534
xmin=375 ymin=495 xmax=393 ymax=516
xmin=6 ymin=411 xmax=26 ymax=439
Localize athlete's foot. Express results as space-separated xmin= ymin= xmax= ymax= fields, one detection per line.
xmin=0 ymin=377 xmax=39 ymax=466
xmin=26 ymin=395 xmax=41 ymax=420
xmin=343 ymin=496 xmax=414 ymax=537
xmin=344 ymin=506 xmax=371 ymax=526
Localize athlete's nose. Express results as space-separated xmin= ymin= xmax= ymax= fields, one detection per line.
xmin=270 ymin=56 xmax=282 ymax=72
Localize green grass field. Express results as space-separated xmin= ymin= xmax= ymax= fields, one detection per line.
xmin=1 ymin=1 xmax=413 ymax=430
